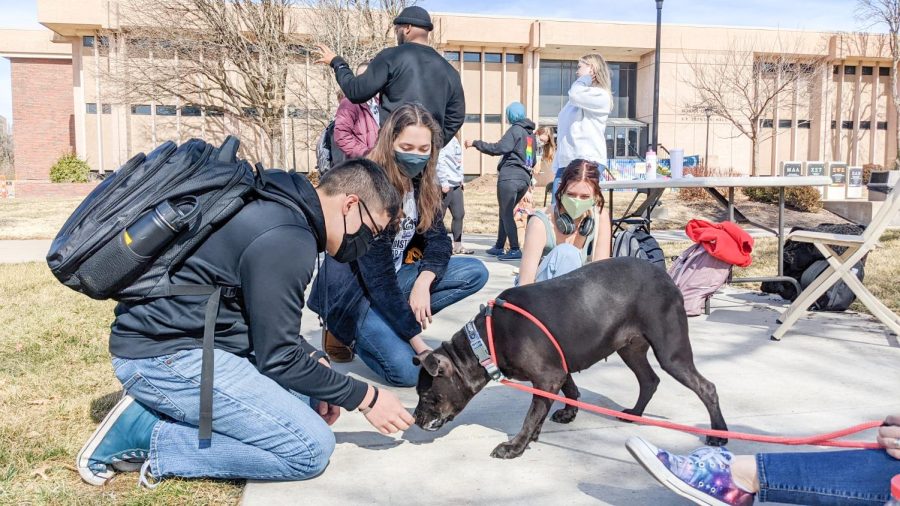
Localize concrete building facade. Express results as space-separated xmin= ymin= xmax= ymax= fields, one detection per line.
xmin=0 ymin=0 xmax=896 ymax=188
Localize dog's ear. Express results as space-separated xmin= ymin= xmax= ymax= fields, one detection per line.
xmin=417 ymin=351 xmax=454 ymax=377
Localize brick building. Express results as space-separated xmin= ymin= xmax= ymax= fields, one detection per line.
xmin=0 ymin=0 xmax=896 ymax=193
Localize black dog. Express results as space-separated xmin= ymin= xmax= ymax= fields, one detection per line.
xmin=412 ymin=257 xmax=728 ymax=459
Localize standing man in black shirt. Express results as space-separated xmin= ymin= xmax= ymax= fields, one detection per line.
xmin=316 ymin=6 xmax=465 ymax=146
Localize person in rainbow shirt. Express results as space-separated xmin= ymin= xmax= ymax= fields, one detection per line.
xmin=465 ymin=102 xmax=537 ymax=261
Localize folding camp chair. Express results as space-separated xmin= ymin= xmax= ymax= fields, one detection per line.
xmin=611 ymin=187 xmax=666 ymax=234
xmin=771 ymin=184 xmax=900 ymax=340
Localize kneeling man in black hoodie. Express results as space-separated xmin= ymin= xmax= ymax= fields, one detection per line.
xmin=77 ymin=159 xmax=411 ymax=486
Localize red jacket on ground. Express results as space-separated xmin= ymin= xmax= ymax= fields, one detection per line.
xmin=685 ymin=219 xmax=754 ymax=267
xmin=333 ymin=98 xmax=379 ymax=158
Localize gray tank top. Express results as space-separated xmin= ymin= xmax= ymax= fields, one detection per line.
xmin=530 ymin=207 xmax=599 ymax=265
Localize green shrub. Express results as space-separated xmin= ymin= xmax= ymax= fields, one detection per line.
xmin=742 ymin=185 xmax=821 ymax=212
xmin=49 ymin=153 xmax=91 ymax=183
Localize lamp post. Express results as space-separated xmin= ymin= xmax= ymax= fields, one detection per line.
xmin=704 ymin=106 xmax=714 ymax=168
xmin=651 ymin=0 xmax=663 ymax=153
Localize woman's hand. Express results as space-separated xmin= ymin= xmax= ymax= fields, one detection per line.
xmin=878 ymin=415 xmax=900 ymax=459
xmin=409 ymin=335 xmax=432 ymax=356
xmin=409 ymin=273 xmax=435 ymax=330
xmin=442 ymin=185 xmax=450 ymax=194
xmin=464 ymin=140 xmax=474 ymax=148
xmin=313 ymin=356 xmax=341 ymax=425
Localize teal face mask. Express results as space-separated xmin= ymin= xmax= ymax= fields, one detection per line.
xmin=394 ymin=150 xmax=430 ymax=179
xmin=561 ymin=195 xmax=594 ymax=218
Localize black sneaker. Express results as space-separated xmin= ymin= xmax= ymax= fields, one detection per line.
xmin=485 ymin=246 xmax=505 ymax=256
xmin=76 ymin=394 xmax=159 ymax=486
xmin=498 ymin=249 xmax=522 ymax=261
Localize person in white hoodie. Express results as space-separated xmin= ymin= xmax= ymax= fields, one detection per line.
xmin=551 ymin=54 xmax=612 ymax=201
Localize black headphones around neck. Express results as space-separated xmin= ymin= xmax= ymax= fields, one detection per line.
xmin=555 ymin=208 xmax=595 ymax=237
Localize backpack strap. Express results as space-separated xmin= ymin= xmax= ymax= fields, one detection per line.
xmin=162 ymin=282 xmax=235 ymax=448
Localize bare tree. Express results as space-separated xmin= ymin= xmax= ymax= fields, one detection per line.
xmin=0 ymin=121 xmax=12 ymax=179
xmin=297 ymin=0 xmax=417 ymax=132
xmin=857 ymin=0 xmax=900 ymax=169
xmin=684 ymin=36 xmax=826 ymax=176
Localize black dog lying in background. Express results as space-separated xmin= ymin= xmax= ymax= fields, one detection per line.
xmin=412 ymin=257 xmax=728 ymax=459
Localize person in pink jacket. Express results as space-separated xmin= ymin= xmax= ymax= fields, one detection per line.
xmin=333 ymin=62 xmax=380 ymax=158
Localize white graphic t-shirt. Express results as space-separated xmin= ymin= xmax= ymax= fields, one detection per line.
xmin=392 ymin=191 xmax=418 ymax=271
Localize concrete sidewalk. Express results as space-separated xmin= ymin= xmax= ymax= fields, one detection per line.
xmin=242 ymin=240 xmax=900 ymax=506
xmin=0 ymin=239 xmax=51 ymax=264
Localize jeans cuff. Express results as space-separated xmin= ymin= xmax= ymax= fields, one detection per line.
xmin=149 ymin=418 xmax=164 ymax=478
xmin=755 ymin=452 xmax=769 ymax=502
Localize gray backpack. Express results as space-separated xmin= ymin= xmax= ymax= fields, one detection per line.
xmin=668 ymin=243 xmax=732 ymax=316
xmin=612 ymin=226 xmax=666 ymax=269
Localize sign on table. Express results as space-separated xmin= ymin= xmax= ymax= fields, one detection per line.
xmin=827 ymin=162 xmax=848 ymax=200
xmin=847 ymin=166 xmax=864 ymax=199
xmin=780 ymin=161 xmax=803 ymax=177
xmin=806 ymin=161 xmax=826 ymax=197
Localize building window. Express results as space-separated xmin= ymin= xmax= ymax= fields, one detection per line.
xmin=760 ymin=118 xmax=773 ymax=128
xmin=101 ymin=104 xmax=111 ymax=114
xmin=859 ymin=120 xmax=871 ymax=130
xmin=242 ymin=107 xmax=258 ymax=117
xmin=877 ymin=121 xmax=889 ymax=130
xmin=506 ymin=53 xmax=524 ymax=64
xmin=833 ymin=65 xmax=839 ymax=74
xmin=831 ymin=120 xmax=836 ymax=129
xmin=131 ymin=104 xmax=151 ymax=115
xmin=205 ymin=106 xmax=224 ymax=117
xmin=156 ymin=105 xmax=176 ymax=116
xmin=842 ymin=120 xmax=854 ymax=129
xmin=287 ymin=106 xmax=305 ymax=118
xmin=778 ymin=119 xmax=792 ymax=128
xmin=844 ymin=65 xmax=856 ymax=75
xmin=463 ymin=52 xmax=481 ymax=63
xmin=83 ymin=36 xmax=94 ymax=48
xmin=881 ymin=67 xmax=892 ymax=76
xmin=484 ymin=114 xmax=502 ymax=123
xmin=86 ymin=102 xmax=97 ymax=114
xmin=539 ymin=59 xmax=636 ymax=120
xmin=862 ymin=66 xmax=874 ymax=76
xmin=443 ymin=51 xmax=460 ymax=62
xmin=484 ymin=52 xmax=502 ymax=64
xmin=797 ymin=119 xmax=811 ymax=129
xmin=181 ymin=105 xmax=202 ymax=117
xmin=464 ymin=114 xmax=481 ymax=123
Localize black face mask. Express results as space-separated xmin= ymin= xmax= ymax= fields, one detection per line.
xmin=333 ymin=198 xmax=378 ymax=263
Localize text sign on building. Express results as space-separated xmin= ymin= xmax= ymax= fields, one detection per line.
xmin=847 ymin=166 xmax=864 ymax=199
xmin=780 ymin=161 xmax=803 ymax=177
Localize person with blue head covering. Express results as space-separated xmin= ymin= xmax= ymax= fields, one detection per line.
xmin=465 ymin=102 xmax=537 ymax=261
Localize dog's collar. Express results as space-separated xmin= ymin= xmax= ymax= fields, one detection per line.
xmin=464 ymin=320 xmax=504 ymax=382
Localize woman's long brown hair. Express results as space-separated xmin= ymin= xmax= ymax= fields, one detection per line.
xmin=536 ymin=126 xmax=556 ymax=164
xmin=367 ymin=103 xmax=443 ymax=233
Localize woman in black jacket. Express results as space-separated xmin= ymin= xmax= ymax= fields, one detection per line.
xmin=310 ymin=104 xmax=489 ymax=387
xmin=466 ymin=102 xmax=537 ymax=261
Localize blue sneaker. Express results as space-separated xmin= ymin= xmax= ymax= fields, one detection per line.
xmin=485 ymin=246 xmax=505 ymax=256
xmin=626 ymin=437 xmax=754 ymax=506
xmin=498 ymin=249 xmax=522 ymax=261
xmin=76 ymin=395 xmax=159 ymax=486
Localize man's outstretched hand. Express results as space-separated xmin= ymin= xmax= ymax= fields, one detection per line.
xmin=315 ymin=44 xmax=337 ymax=66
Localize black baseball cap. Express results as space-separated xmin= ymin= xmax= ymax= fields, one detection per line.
xmin=393 ymin=6 xmax=433 ymax=32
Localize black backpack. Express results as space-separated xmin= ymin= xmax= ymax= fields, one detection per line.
xmin=315 ymin=120 xmax=346 ymax=176
xmin=612 ymin=225 xmax=666 ymax=269
xmin=799 ymin=259 xmax=865 ymax=312
xmin=761 ymin=222 xmax=867 ymax=304
xmin=47 ymin=135 xmax=297 ymax=447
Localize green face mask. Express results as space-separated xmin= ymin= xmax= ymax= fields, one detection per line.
xmin=561 ymin=195 xmax=594 ymax=218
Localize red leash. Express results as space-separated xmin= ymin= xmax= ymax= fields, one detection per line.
xmin=484 ymin=299 xmax=882 ymax=449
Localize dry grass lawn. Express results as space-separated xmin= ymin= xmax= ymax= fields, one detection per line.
xmin=0 ymin=198 xmax=83 ymax=240
xmin=0 ymin=263 xmax=242 ymax=505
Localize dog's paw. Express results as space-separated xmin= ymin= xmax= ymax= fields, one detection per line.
xmin=551 ymin=407 xmax=577 ymax=424
xmin=705 ymin=436 xmax=728 ymax=447
xmin=617 ymin=408 xmax=642 ymax=424
xmin=490 ymin=442 xmax=525 ymax=459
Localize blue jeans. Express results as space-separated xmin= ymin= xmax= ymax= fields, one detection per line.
xmin=758 ymin=449 xmax=900 ymax=505
xmin=111 ymin=348 xmax=335 ymax=481
xmin=354 ymin=256 xmax=489 ymax=387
